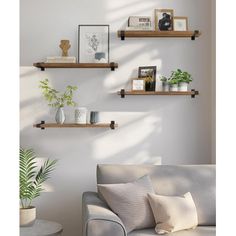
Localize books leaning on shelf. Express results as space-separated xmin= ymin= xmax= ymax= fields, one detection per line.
xmin=127 ymin=16 xmax=152 ymax=31
xmin=46 ymin=56 xmax=77 ymax=63
xmin=125 ymin=26 xmax=153 ymax=31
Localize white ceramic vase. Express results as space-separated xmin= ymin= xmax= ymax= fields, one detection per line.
xmin=178 ymin=82 xmax=188 ymax=91
xmin=170 ymin=84 xmax=178 ymax=91
xmin=55 ymin=107 xmax=65 ymax=124
xmin=20 ymin=207 xmax=36 ymax=227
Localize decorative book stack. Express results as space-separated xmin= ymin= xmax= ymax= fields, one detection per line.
xmin=46 ymin=56 xmax=76 ymax=63
xmin=127 ymin=16 xmax=152 ymax=31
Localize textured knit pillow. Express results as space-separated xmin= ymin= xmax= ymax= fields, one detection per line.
xmin=147 ymin=192 xmax=198 ymax=235
xmin=97 ymin=175 xmax=155 ymax=233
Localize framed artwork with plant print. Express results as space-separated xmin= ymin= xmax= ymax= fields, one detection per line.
xmin=138 ymin=66 xmax=157 ymax=91
xmin=78 ymin=25 xmax=110 ymax=63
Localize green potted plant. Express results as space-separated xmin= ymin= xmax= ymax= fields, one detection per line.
xmin=39 ymin=79 xmax=78 ymax=124
xmin=20 ymin=148 xmax=57 ymax=227
xmin=168 ymin=69 xmax=193 ymax=91
xmin=160 ymin=76 xmax=169 ymax=91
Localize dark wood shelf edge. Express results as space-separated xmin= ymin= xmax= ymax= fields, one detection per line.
xmin=33 ymin=62 xmax=118 ymax=71
xmin=118 ymin=89 xmax=199 ymax=98
xmin=33 ymin=121 xmax=118 ymax=130
xmin=117 ymin=30 xmax=201 ymax=40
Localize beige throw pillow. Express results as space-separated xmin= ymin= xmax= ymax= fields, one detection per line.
xmin=147 ymin=192 xmax=198 ymax=235
xmin=97 ymin=175 xmax=155 ymax=233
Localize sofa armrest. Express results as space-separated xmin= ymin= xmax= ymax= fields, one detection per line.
xmin=82 ymin=191 xmax=127 ymax=236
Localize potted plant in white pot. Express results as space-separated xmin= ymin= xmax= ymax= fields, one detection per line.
xmin=20 ymin=148 xmax=57 ymax=227
xmin=39 ymin=79 xmax=78 ymax=124
xmin=160 ymin=76 xmax=169 ymax=91
xmin=168 ymin=69 xmax=193 ymax=91
xmin=168 ymin=77 xmax=179 ymax=91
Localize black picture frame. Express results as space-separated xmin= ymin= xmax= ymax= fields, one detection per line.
xmin=78 ymin=25 xmax=110 ymax=63
xmin=138 ymin=66 xmax=157 ymax=91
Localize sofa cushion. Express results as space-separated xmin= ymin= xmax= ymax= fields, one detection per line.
xmin=97 ymin=175 xmax=156 ymax=233
xmin=148 ymin=192 xmax=198 ymax=234
xmin=128 ymin=226 xmax=216 ymax=236
xmin=97 ymin=164 xmax=216 ymax=226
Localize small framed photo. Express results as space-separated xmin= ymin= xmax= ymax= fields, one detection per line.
xmin=138 ymin=66 xmax=156 ymax=91
xmin=173 ymin=17 xmax=188 ymax=31
xmin=155 ymin=9 xmax=174 ymax=31
xmin=131 ymin=78 xmax=145 ymax=91
xmin=78 ymin=25 xmax=110 ymax=63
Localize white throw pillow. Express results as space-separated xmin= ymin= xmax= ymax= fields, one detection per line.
xmin=97 ymin=175 xmax=156 ymax=233
xmin=147 ymin=192 xmax=198 ymax=234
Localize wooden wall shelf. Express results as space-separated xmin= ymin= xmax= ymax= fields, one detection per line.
xmin=118 ymin=89 xmax=199 ymax=98
xmin=33 ymin=121 xmax=118 ymax=130
xmin=33 ymin=62 xmax=118 ymax=71
xmin=117 ymin=30 xmax=201 ymax=40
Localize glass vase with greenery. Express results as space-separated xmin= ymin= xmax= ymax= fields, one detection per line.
xmin=39 ymin=79 xmax=78 ymax=123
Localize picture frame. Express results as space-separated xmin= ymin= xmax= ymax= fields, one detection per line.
xmin=155 ymin=9 xmax=174 ymax=31
xmin=131 ymin=78 xmax=145 ymax=91
xmin=173 ymin=17 xmax=188 ymax=31
xmin=138 ymin=66 xmax=157 ymax=91
xmin=78 ymin=25 xmax=110 ymax=63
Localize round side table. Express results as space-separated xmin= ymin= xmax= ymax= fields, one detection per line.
xmin=20 ymin=219 xmax=63 ymax=236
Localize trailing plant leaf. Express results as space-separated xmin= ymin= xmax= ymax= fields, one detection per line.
xmin=39 ymin=79 xmax=78 ymax=108
xmin=19 ymin=147 xmax=57 ymax=208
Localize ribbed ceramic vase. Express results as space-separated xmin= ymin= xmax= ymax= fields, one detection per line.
xmin=20 ymin=207 xmax=36 ymax=227
xmin=55 ymin=107 xmax=65 ymax=124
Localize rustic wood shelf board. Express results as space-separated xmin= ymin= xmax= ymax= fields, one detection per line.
xmin=33 ymin=121 xmax=118 ymax=130
xmin=118 ymin=89 xmax=199 ymax=98
xmin=118 ymin=30 xmax=201 ymax=40
xmin=33 ymin=62 xmax=118 ymax=71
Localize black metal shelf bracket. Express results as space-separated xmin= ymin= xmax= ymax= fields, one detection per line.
xmin=120 ymin=30 xmax=125 ymax=40
xmin=191 ymin=89 xmax=199 ymax=98
xmin=110 ymin=121 xmax=116 ymax=130
xmin=191 ymin=30 xmax=199 ymax=40
xmin=110 ymin=62 xmax=116 ymax=71
xmin=36 ymin=120 xmax=45 ymax=129
xmin=120 ymin=89 xmax=125 ymax=98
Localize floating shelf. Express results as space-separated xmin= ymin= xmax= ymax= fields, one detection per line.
xmin=118 ymin=89 xmax=199 ymax=98
xmin=117 ymin=30 xmax=201 ymax=40
xmin=33 ymin=121 xmax=118 ymax=130
xmin=33 ymin=62 xmax=118 ymax=71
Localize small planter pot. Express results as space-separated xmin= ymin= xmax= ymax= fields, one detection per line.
xmin=55 ymin=107 xmax=65 ymax=124
xmin=178 ymin=82 xmax=188 ymax=91
xmin=20 ymin=206 xmax=36 ymax=227
xmin=169 ymin=84 xmax=178 ymax=92
xmin=162 ymin=82 xmax=169 ymax=92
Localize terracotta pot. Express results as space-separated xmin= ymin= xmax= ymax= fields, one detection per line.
xmin=20 ymin=206 xmax=36 ymax=227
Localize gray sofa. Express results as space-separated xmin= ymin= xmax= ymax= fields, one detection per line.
xmin=82 ymin=164 xmax=215 ymax=236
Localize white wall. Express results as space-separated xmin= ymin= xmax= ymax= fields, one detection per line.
xmin=20 ymin=0 xmax=215 ymax=235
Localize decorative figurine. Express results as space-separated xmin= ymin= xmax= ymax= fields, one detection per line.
xmin=59 ymin=40 xmax=71 ymax=57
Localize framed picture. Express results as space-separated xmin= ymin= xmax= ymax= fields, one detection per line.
xmin=131 ymin=78 xmax=145 ymax=91
xmin=173 ymin=17 xmax=188 ymax=31
xmin=155 ymin=9 xmax=174 ymax=31
xmin=138 ymin=66 xmax=157 ymax=91
xmin=78 ymin=25 xmax=110 ymax=63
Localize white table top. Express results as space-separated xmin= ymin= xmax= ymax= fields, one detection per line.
xmin=20 ymin=219 xmax=63 ymax=236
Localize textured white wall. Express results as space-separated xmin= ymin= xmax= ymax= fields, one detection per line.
xmin=20 ymin=0 xmax=215 ymax=235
